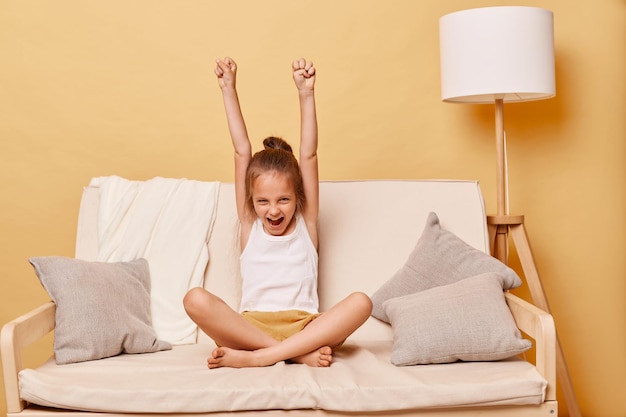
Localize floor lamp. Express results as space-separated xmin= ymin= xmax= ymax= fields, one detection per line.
xmin=439 ymin=7 xmax=581 ymax=417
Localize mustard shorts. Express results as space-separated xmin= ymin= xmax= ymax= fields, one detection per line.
xmin=241 ymin=310 xmax=322 ymax=342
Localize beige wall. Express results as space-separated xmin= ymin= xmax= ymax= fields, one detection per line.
xmin=1 ymin=1 xmax=624 ymax=416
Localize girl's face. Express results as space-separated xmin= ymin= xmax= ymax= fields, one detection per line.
xmin=251 ymin=170 xmax=298 ymax=236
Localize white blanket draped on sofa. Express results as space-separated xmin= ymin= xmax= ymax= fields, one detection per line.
xmin=88 ymin=176 xmax=220 ymax=345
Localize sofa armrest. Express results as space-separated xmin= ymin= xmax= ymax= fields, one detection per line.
xmin=1 ymin=301 xmax=56 ymax=413
xmin=505 ymin=292 xmax=556 ymax=401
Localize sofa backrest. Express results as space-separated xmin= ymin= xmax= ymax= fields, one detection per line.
xmin=76 ymin=179 xmax=489 ymax=343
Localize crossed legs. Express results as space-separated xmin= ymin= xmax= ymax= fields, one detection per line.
xmin=183 ymin=288 xmax=372 ymax=368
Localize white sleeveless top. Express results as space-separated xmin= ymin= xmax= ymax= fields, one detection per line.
xmin=239 ymin=215 xmax=319 ymax=314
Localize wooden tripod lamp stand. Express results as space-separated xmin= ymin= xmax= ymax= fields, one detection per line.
xmin=439 ymin=6 xmax=581 ymax=417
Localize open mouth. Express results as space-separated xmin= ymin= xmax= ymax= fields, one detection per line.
xmin=267 ymin=217 xmax=284 ymax=227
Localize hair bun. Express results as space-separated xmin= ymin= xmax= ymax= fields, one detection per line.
xmin=263 ymin=136 xmax=293 ymax=153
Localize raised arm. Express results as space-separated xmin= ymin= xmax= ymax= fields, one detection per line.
xmin=292 ymin=58 xmax=319 ymax=244
xmin=215 ymin=57 xmax=252 ymax=223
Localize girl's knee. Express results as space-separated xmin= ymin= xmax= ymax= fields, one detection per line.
xmin=183 ymin=287 xmax=210 ymax=315
xmin=348 ymin=292 xmax=373 ymax=316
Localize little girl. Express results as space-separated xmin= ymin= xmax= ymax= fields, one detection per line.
xmin=184 ymin=57 xmax=372 ymax=368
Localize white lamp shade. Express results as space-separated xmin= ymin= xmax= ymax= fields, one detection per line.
xmin=439 ymin=6 xmax=555 ymax=103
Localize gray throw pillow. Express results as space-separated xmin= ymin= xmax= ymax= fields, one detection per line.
xmin=383 ymin=272 xmax=532 ymax=365
xmin=29 ymin=256 xmax=171 ymax=364
xmin=371 ymin=212 xmax=522 ymax=322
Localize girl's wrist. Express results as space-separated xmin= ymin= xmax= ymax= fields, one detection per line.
xmin=221 ymin=85 xmax=238 ymax=94
xmin=298 ymin=89 xmax=315 ymax=98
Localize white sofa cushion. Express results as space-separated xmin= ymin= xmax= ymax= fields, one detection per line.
xmin=215 ymin=180 xmax=492 ymax=343
xmin=19 ymin=343 xmax=546 ymax=413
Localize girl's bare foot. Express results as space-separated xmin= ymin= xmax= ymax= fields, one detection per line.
xmin=290 ymin=346 xmax=333 ymax=367
xmin=208 ymin=347 xmax=265 ymax=369
xmin=208 ymin=346 xmax=333 ymax=369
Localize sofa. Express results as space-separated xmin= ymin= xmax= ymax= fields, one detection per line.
xmin=2 ymin=177 xmax=557 ymax=416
